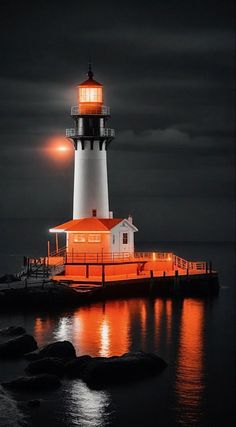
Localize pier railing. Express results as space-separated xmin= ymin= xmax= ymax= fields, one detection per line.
xmin=50 ymin=246 xmax=67 ymax=257
xmin=65 ymin=252 xmax=132 ymax=264
xmin=45 ymin=250 xmax=207 ymax=271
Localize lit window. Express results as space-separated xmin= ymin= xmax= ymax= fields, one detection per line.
xmin=123 ymin=233 xmax=128 ymax=244
xmin=88 ymin=234 xmax=101 ymax=243
xmin=112 ymin=235 xmax=115 ymax=244
xmin=79 ymin=87 xmax=103 ymax=103
xmin=92 ymin=209 xmax=97 ymax=217
xmin=74 ymin=234 xmax=86 ymax=242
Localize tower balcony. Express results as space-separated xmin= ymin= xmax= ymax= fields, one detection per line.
xmin=71 ymin=105 xmax=110 ymax=116
xmin=66 ymin=128 xmax=115 ymax=138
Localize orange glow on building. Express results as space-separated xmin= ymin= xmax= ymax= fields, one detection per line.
xmin=175 ymin=299 xmax=205 ymax=425
xmin=79 ymin=86 xmax=103 ymax=104
xmin=78 ymin=65 xmax=103 ymax=114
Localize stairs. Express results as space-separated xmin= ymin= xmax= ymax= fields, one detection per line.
xmin=69 ymin=282 xmax=102 ymax=294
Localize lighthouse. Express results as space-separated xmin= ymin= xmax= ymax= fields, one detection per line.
xmin=66 ymin=64 xmax=115 ymax=219
xmin=50 ymin=66 xmax=138 ymax=264
xmin=43 ymin=66 xmax=212 ymax=284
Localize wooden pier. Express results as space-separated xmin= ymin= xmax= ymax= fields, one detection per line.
xmin=13 ymin=250 xmax=219 ymax=304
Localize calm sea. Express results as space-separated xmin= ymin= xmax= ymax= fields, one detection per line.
xmin=0 ymin=219 xmax=235 ymax=426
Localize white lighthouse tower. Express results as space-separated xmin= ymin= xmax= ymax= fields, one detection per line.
xmin=49 ymin=65 xmax=138 ymax=267
xmin=66 ymin=64 xmax=115 ymax=219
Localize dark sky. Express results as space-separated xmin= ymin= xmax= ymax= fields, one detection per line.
xmin=0 ymin=0 xmax=235 ymax=244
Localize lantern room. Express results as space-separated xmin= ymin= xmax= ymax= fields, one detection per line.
xmin=78 ymin=64 xmax=103 ymax=114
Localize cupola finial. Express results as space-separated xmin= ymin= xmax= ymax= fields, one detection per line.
xmin=87 ymin=62 xmax=94 ymax=79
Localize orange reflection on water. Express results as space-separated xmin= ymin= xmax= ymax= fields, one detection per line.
xmin=140 ymin=301 xmax=147 ymax=346
xmin=34 ymin=317 xmax=56 ymax=347
xmin=165 ymin=299 xmax=172 ymax=345
xmin=154 ymin=299 xmax=164 ymax=348
xmin=69 ymin=301 xmax=132 ymax=357
xmin=175 ymin=299 xmax=205 ymax=426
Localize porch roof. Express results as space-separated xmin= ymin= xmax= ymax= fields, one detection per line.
xmin=49 ymin=218 xmax=124 ymax=233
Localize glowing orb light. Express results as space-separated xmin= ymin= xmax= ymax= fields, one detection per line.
xmin=44 ymin=136 xmax=72 ymax=163
xmin=57 ymin=145 xmax=69 ymax=152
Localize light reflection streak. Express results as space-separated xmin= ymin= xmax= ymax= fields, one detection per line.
xmin=51 ymin=301 xmax=132 ymax=357
xmin=165 ymin=300 xmax=172 ymax=346
xmin=54 ymin=318 xmax=72 ymax=342
xmin=141 ymin=302 xmax=147 ymax=346
xmin=99 ymin=320 xmax=110 ymax=357
xmin=67 ymin=380 xmax=112 ymax=427
xmin=175 ymin=299 xmax=205 ymax=426
xmin=34 ymin=317 xmax=55 ymax=346
xmin=154 ymin=299 xmax=164 ymax=348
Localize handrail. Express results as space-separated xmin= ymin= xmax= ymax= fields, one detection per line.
xmin=65 ymin=252 xmax=132 ymax=264
xmin=66 ymin=128 xmax=115 ymax=138
xmin=46 ymin=250 xmax=206 ymax=270
xmin=71 ymin=106 xmax=110 ymax=116
xmin=49 ymin=245 xmax=67 ymax=257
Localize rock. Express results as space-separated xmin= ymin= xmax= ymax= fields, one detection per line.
xmin=0 ymin=334 xmax=38 ymax=358
xmin=26 ymin=357 xmax=65 ymax=377
xmin=80 ymin=352 xmax=167 ymax=389
xmin=0 ymin=274 xmax=19 ymax=283
xmin=27 ymin=399 xmax=41 ymax=408
xmin=24 ymin=350 xmax=40 ymax=361
xmin=65 ymin=355 xmax=92 ymax=378
xmin=38 ymin=341 xmax=76 ymax=359
xmin=2 ymin=374 xmax=61 ymax=391
xmin=0 ymin=326 xmax=26 ymax=337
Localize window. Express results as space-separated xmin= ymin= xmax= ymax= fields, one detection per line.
xmin=79 ymin=87 xmax=103 ymax=103
xmin=88 ymin=234 xmax=101 ymax=243
xmin=123 ymin=233 xmax=128 ymax=245
xmin=92 ymin=209 xmax=97 ymax=217
xmin=112 ymin=234 xmax=115 ymax=244
xmin=74 ymin=234 xmax=86 ymax=242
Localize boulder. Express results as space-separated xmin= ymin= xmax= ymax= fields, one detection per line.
xmin=2 ymin=374 xmax=61 ymax=391
xmin=65 ymin=355 xmax=92 ymax=378
xmin=24 ymin=350 xmax=40 ymax=361
xmin=80 ymin=352 xmax=167 ymax=389
xmin=38 ymin=341 xmax=76 ymax=359
xmin=26 ymin=357 xmax=65 ymax=377
xmin=0 ymin=274 xmax=19 ymax=283
xmin=0 ymin=326 xmax=26 ymax=337
xmin=0 ymin=334 xmax=38 ymax=358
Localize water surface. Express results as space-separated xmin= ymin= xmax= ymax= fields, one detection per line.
xmin=0 ymin=240 xmax=235 ymax=426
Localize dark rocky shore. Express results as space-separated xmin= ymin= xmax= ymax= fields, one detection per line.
xmin=0 ymin=325 xmax=167 ymax=390
xmin=0 ymin=325 xmax=167 ymax=424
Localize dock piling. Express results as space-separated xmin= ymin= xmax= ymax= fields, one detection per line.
xmin=209 ymin=261 xmax=212 ymax=275
xmin=149 ymin=270 xmax=154 ymax=294
xmin=102 ymin=265 xmax=105 ymax=287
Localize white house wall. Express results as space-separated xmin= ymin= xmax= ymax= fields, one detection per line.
xmin=109 ymin=221 xmax=136 ymax=253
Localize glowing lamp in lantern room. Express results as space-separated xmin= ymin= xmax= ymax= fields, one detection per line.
xmin=78 ymin=64 xmax=103 ymax=114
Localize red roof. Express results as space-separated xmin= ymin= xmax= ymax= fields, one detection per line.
xmin=49 ymin=218 xmax=123 ymax=232
xmin=79 ymin=77 xmax=102 ymax=87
